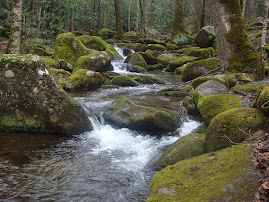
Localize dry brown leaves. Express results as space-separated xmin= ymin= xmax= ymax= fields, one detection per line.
xmin=253 ymin=133 xmax=269 ymax=201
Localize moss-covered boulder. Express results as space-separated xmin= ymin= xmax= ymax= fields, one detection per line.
xmin=160 ymin=85 xmax=193 ymax=97
xmin=156 ymin=53 xmax=179 ymax=66
xmin=194 ymin=80 xmax=230 ymax=98
xmin=191 ymin=77 xmax=212 ymax=89
xmin=104 ymin=98 xmax=178 ymax=133
xmin=48 ymin=68 xmax=72 ymax=91
xmin=206 ymin=107 xmax=266 ymax=152
xmin=148 ymin=64 xmax=166 ymax=71
xmin=137 ymin=38 xmax=166 ymax=46
xmin=41 ymin=57 xmax=60 ymax=69
xmin=158 ymin=133 xmax=206 ymax=168
xmin=57 ymin=59 xmax=74 ymax=72
xmin=195 ymin=26 xmax=215 ymax=48
xmin=77 ymin=35 xmax=121 ymax=59
xmin=184 ymin=47 xmax=215 ymax=59
xmin=197 ymin=94 xmax=244 ymax=123
xmin=75 ymin=51 xmax=112 ymax=72
xmin=69 ymin=69 xmax=103 ymax=91
xmin=172 ymin=34 xmax=193 ymax=45
xmin=110 ymin=75 xmax=139 ymax=87
xmin=146 ymin=44 xmax=166 ymax=52
xmin=128 ymin=74 xmax=164 ymax=84
xmin=99 ymin=28 xmax=116 ymax=40
xmin=166 ymin=56 xmax=199 ymax=72
xmin=182 ymin=96 xmax=199 ymax=116
xmin=182 ymin=57 xmax=219 ymax=81
xmin=148 ymin=145 xmax=259 ymax=201
xmin=54 ymin=32 xmax=93 ymax=66
xmin=140 ymin=49 xmax=159 ymax=65
xmin=0 ymin=54 xmax=91 ymax=135
xmin=232 ymin=80 xmax=269 ymax=96
xmin=127 ymin=52 xmax=149 ymax=70
xmin=254 ymin=87 xmax=269 ymax=117
xmin=127 ymin=65 xmax=147 ymax=73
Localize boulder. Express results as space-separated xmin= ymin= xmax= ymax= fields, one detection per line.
xmin=137 ymin=38 xmax=166 ymax=46
xmin=158 ymin=133 xmax=206 ymax=168
xmin=110 ymin=75 xmax=139 ymax=87
xmin=172 ymin=34 xmax=193 ymax=45
xmin=156 ymin=53 xmax=179 ymax=66
xmin=69 ymin=69 xmax=103 ymax=91
xmin=184 ymin=47 xmax=215 ymax=59
xmin=99 ymin=28 xmax=115 ymax=40
xmin=104 ymin=98 xmax=178 ymax=133
xmin=206 ymin=108 xmax=266 ymax=152
xmin=127 ymin=65 xmax=147 ymax=73
xmin=128 ymin=74 xmax=164 ymax=84
xmin=56 ymin=59 xmax=73 ymax=72
xmin=145 ymin=27 xmax=163 ymax=40
xmin=41 ymin=57 xmax=60 ymax=69
xmin=148 ymin=64 xmax=166 ymax=71
xmin=54 ymin=32 xmax=93 ymax=66
xmin=148 ymin=145 xmax=259 ymax=201
xmin=140 ymin=49 xmax=159 ymax=65
xmin=75 ymin=51 xmax=112 ymax=72
xmin=181 ymin=57 xmax=219 ymax=81
xmin=182 ymin=96 xmax=199 ymax=116
xmin=127 ymin=52 xmax=149 ymax=70
xmin=195 ymin=26 xmax=216 ymax=48
xmin=254 ymin=86 xmax=269 ymax=117
xmin=165 ymin=56 xmax=199 ymax=72
xmin=160 ymin=85 xmax=193 ymax=97
xmin=77 ymin=35 xmax=121 ymax=59
xmin=0 ymin=54 xmax=91 ymax=135
xmin=48 ymin=68 xmax=72 ymax=91
xmin=232 ymin=80 xmax=269 ymax=96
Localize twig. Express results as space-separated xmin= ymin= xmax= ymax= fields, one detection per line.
xmin=223 ymin=135 xmax=245 ymax=145
xmin=236 ymin=125 xmax=261 ymax=142
xmin=261 ymin=101 xmax=269 ymax=109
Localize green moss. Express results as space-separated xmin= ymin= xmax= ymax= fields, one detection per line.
xmin=99 ymin=28 xmax=116 ymax=40
xmin=156 ymin=53 xmax=179 ymax=65
xmin=158 ymin=133 xmax=206 ymax=168
xmin=206 ymin=107 xmax=266 ymax=152
xmin=182 ymin=57 xmax=219 ymax=81
xmin=148 ymin=145 xmax=258 ymax=201
xmin=49 ymin=68 xmax=71 ymax=78
xmin=166 ymin=56 xmax=199 ymax=72
xmin=184 ymin=47 xmax=215 ymax=59
xmin=197 ymin=94 xmax=243 ymax=123
xmin=233 ymin=83 xmax=262 ymax=95
xmin=41 ymin=57 xmax=60 ymax=68
xmin=255 ymin=87 xmax=269 ymax=117
xmin=147 ymin=44 xmax=166 ymax=52
xmin=69 ymin=69 xmax=103 ymax=91
xmin=110 ymin=75 xmax=139 ymax=87
xmin=128 ymin=52 xmax=149 ymax=69
xmin=192 ymin=77 xmax=212 ymax=89
xmin=174 ymin=65 xmax=186 ymax=75
xmin=128 ymin=75 xmax=164 ymax=84
xmin=265 ymin=65 xmax=269 ymax=76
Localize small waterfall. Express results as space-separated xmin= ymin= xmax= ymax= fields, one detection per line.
xmin=111 ymin=44 xmax=134 ymax=74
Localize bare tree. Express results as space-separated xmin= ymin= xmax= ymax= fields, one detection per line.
xmin=261 ymin=0 xmax=269 ymax=63
xmin=7 ymin=0 xmax=22 ymax=54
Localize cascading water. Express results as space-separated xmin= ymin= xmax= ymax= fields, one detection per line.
xmin=111 ymin=44 xmax=134 ymax=74
xmin=0 ymin=45 xmax=202 ymax=201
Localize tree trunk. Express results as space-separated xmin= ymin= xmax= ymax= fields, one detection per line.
xmin=241 ymin=0 xmax=247 ymax=18
xmin=104 ymin=8 xmax=108 ymax=28
xmin=261 ymin=0 xmax=269 ymax=63
xmin=139 ymin=0 xmax=145 ymax=35
xmin=143 ymin=0 xmax=147 ymax=27
xmin=128 ymin=0 xmax=132 ymax=32
xmin=210 ymin=0 xmax=263 ymax=79
xmin=171 ymin=0 xmax=185 ymax=37
xmin=37 ymin=0 xmax=42 ymax=36
xmin=250 ymin=0 xmax=257 ymax=22
xmin=114 ymin=0 xmax=124 ymax=39
xmin=200 ymin=0 xmax=205 ymax=29
xmin=70 ymin=6 xmax=75 ymax=33
xmin=150 ymin=0 xmax=155 ymax=27
xmin=7 ymin=0 xmax=22 ymax=54
xmin=136 ymin=0 xmax=139 ymax=33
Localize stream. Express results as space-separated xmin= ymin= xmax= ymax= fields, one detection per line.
xmin=0 ymin=45 xmax=201 ymax=201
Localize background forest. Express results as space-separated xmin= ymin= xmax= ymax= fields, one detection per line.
xmin=0 ymin=0 xmax=266 ymax=39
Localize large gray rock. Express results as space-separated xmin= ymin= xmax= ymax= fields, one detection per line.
xmin=104 ymin=98 xmax=179 ymax=133
xmin=195 ymin=26 xmax=215 ymax=48
xmin=0 ymin=54 xmax=92 ymax=135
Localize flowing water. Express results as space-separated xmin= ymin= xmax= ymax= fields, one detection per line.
xmin=0 ymin=46 xmax=201 ymax=201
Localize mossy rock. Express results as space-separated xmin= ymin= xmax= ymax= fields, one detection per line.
xmin=160 ymin=85 xmax=193 ymax=97
xmin=56 ymin=59 xmax=73 ymax=72
xmin=166 ymin=43 xmax=179 ymax=51
xmin=110 ymin=75 xmax=139 ymax=87
xmin=75 ymin=51 xmax=112 ymax=72
xmin=41 ymin=57 xmax=60 ymax=69
xmin=69 ymin=69 xmax=103 ymax=91
xmin=146 ymin=44 xmax=166 ymax=52
xmin=195 ymin=25 xmax=215 ymax=48
xmin=206 ymin=107 xmax=266 ymax=152
xmin=172 ymin=34 xmax=193 ymax=45
xmin=104 ymin=98 xmax=179 ymax=133
xmin=0 ymin=54 xmax=91 ymax=135
xmin=158 ymin=133 xmax=206 ymax=168
xmin=192 ymin=77 xmax=212 ymax=89
xmin=128 ymin=74 xmax=164 ymax=84
xmin=254 ymin=87 xmax=269 ymax=117
xmin=182 ymin=57 xmax=219 ymax=81
xmin=174 ymin=65 xmax=186 ymax=75
xmin=140 ymin=49 xmax=158 ymax=65
xmin=232 ymin=83 xmax=262 ymax=96
xmin=137 ymin=38 xmax=166 ymax=46
xmin=54 ymin=32 xmax=93 ymax=66
xmin=184 ymin=47 xmax=215 ymax=59
xmin=78 ymin=35 xmax=121 ymax=59
xmin=156 ymin=53 xmax=179 ymax=66
xmin=197 ymin=94 xmax=243 ymax=123
xmin=182 ymin=96 xmax=199 ymax=116
xmin=48 ymin=68 xmax=72 ymax=91
xmin=99 ymin=28 xmax=116 ymax=40
xmin=127 ymin=65 xmax=147 ymax=73
xmin=134 ymin=43 xmax=148 ymax=52
xmin=148 ymin=145 xmax=259 ymax=201
xmin=166 ymin=56 xmax=199 ymax=72
xmin=127 ymin=52 xmax=149 ymax=69
xmin=148 ymin=64 xmax=166 ymax=71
